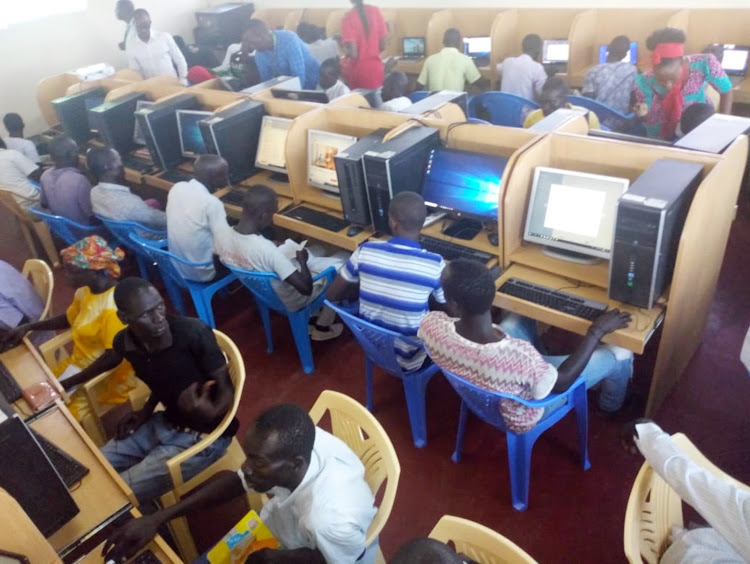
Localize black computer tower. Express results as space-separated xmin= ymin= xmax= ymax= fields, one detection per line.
xmin=135 ymin=94 xmax=201 ymax=172
xmin=400 ymin=91 xmax=468 ymax=116
xmin=195 ymin=2 xmax=255 ymax=49
xmin=51 ymin=87 xmax=107 ymax=145
xmin=89 ymin=92 xmax=147 ymax=155
xmin=608 ymin=159 xmax=704 ymax=308
xmin=199 ymin=99 xmax=266 ymax=184
xmin=335 ymin=129 xmax=388 ymax=226
xmin=362 ymin=126 xmax=440 ymax=233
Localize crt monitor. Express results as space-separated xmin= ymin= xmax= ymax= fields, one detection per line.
xmin=255 ymin=116 xmax=292 ymax=174
xmin=716 ymin=44 xmax=750 ymax=76
xmin=598 ymin=41 xmax=638 ymax=64
xmin=402 ymin=37 xmax=426 ymax=57
xmin=135 ymin=94 xmax=201 ymax=171
xmin=89 ymin=92 xmax=147 ymax=155
xmin=542 ymin=39 xmax=569 ymax=64
xmin=176 ymin=110 xmax=212 ymax=158
xmin=463 ymin=36 xmax=491 ymax=58
xmin=524 ymin=166 xmax=630 ymax=261
xmin=307 ymin=129 xmax=357 ymax=193
xmin=133 ymin=100 xmax=155 ymax=145
xmin=51 ymin=87 xmax=107 ymax=145
xmin=271 ymin=88 xmax=330 ymax=103
xmin=420 ymin=148 xmax=508 ymax=221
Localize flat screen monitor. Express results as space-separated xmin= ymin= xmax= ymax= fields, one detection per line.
xmin=598 ymin=41 xmax=638 ymax=64
xmin=85 ymin=95 xmax=106 ymax=131
xmin=717 ymin=44 xmax=750 ymax=76
xmin=271 ymin=88 xmax=330 ymax=103
xmin=176 ymin=110 xmax=212 ymax=158
xmin=89 ymin=92 xmax=147 ymax=155
xmin=524 ymin=166 xmax=630 ymax=261
xmin=420 ymin=148 xmax=508 ymax=221
xmin=402 ymin=37 xmax=426 ymax=58
xmin=542 ymin=39 xmax=569 ymax=64
xmin=135 ymin=94 xmax=201 ymax=171
xmin=51 ymin=87 xmax=107 ymax=145
xmin=255 ymin=116 xmax=292 ymax=174
xmin=133 ymin=100 xmax=155 ymax=145
xmin=307 ymin=129 xmax=357 ymax=193
xmin=463 ymin=36 xmax=491 ymax=58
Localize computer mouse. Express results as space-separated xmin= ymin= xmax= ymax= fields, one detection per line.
xmin=487 ymin=232 xmax=499 ymax=246
xmin=347 ymin=225 xmax=364 ymax=237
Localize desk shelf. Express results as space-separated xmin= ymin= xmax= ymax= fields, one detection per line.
xmin=273 ymin=202 xmax=372 ymax=251
xmin=509 ymin=244 xmax=610 ymax=289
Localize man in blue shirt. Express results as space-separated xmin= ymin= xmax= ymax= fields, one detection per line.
xmin=242 ymin=19 xmax=320 ymax=90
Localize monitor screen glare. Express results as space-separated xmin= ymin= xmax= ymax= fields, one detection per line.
xmin=464 ymin=37 xmax=491 ymax=57
xmin=721 ymin=45 xmax=750 ymax=74
xmin=543 ymin=40 xmax=569 ymax=64
xmin=177 ymin=110 xmax=212 ymax=158
xmin=255 ymin=116 xmax=292 ymax=173
xmin=307 ymin=130 xmax=357 ymax=193
xmin=421 ymin=148 xmax=508 ymax=221
xmin=403 ymin=37 xmax=426 ymax=57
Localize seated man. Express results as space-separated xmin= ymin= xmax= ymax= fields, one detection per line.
xmin=678 ymin=102 xmax=715 ymax=136
xmin=418 ymin=259 xmax=633 ymax=424
xmin=391 ymin=538 xmax=477 ymax=564
xmin=102 ymin=403 xmax=378 ymax=563
xmin=40 ymin=136 xmax=93 ymax=225
xmin=3 ymin=113 xmax=40 ymax=164
xmin=0 ymin=260 xmax=44 ymax=333
xmin=318 ymin=57 xmax=351 ymax=101
xmin=379 ymin=71 xmax=412 ymax=112
xmin=66 ymin=278 xmax=236 ymax=504
xmin=298 ymin=22 xmax=340 ymax=64
xmin=0 ymin=138 xmax=41 ymax=209
xmin=88 ymin=147 xmax=166 ymax=230
xmin=417 ymin=28 xmax=482 ymax=94
xmin=523 ymin=77 xmax=601 ymax=130
xmin=582 ymin=35 xmax=638 ymax=115
xmin=327 ymin=192 xmax=446 ymax=371
xmin=498 ymin=33 xmax=548 ymax=101
xmin=214 ymin=185 xmax=344 ymax=341
xmin=166 ymin=154 xmax=230 ymax=281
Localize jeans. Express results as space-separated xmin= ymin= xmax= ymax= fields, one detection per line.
xmin=500 ymin=313 xmax=633 ymax=412
xmin=101 ymin=412 xmax=231 ymax=505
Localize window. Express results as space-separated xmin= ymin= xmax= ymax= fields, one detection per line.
xmin=1 ymin=0 xmax=87 ymax=29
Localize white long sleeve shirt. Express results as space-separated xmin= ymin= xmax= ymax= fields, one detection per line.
xmin=127 ymin=29 xmax=188 ymax=81
xmin=635 ymin=422 xmax=750 ymax=563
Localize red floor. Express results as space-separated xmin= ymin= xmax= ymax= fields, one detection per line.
xmin=3 ymin=197 xmax=749 ymax=563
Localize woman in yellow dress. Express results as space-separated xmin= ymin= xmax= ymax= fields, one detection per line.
xmin=0 ymin=236 xmax=137 ymax=422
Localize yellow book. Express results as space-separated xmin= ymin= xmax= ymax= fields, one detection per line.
xmin=207 ymin=510 xmax=280 ymax=564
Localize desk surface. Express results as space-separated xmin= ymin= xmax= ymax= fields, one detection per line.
xmin=2 ymin=337 xmax=66 ymax=416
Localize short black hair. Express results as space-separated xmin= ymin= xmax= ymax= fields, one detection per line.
xmin=133 ymin=8 xmax=150 ymax=19
xmin=391 ymin=539 xmax=463 ymax=564
xmin=442 ymin=259 xmax=496 ymax=315
xmin=389 ymin=191 xmax=426 ymax=231
xmin=116 ymin=0 xmax=134 ymax=9
xmin=522 ymin=34 xmax=542 ymax=57
xmin=48 ymin=136 xmax=78 ymax=164
xmin=443 ymin=28 xmax=462 ymax=47
xmin=246 ymin=18 xmax=269 ymax=35
xmin=114 ymin=277 xmax=156 ymax=311
xmin=86 ymin=146 xmax=116 ymax=180
xmin=646 ymin=27 xmax=686 ymax=51
xmin=320 ymin=57 xmax=341 ymax=74
xmin=680 ymin=103 xmax=715 ymax=135
xmin=541 ymin=76 xmax=570 ymax=98
xmin=255 ymin=404 xmax=316 ymax=464
xmin=3 ymin=113 xmax=23 ymax=132
xmin=609 ymin=35 xmax=631 ymax=57
xmin=242 ymin=184 xmax=277 ymax=215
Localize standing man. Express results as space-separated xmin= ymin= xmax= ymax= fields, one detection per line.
xmin=40 ymin=137 xmax=93 ymax=225
xmin=166 ymin=154 xmax=229 ymax=282
xmin=3 ymin=113 xmax=40 ymax=164
xmin=241 ymin=19 xmax=320 ymax=90
xmin=115 ymin=0 xmax=136 ymax=51
xmin=126 ymin=9 xmax=188 ymax=84
xmin=416 ymin=28 xmax=482 ymax=94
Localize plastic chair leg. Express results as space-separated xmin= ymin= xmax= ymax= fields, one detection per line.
xmin=506 ymin=431 xmax=535 ymax=511
xmin=18 ymin=220 xmax=39 ymax=260
xmin=254 ymin=298 xmax=273 ymax=354
xmin=189 ymin=288 xmax=215 ymax=329
xmin=402 ymin=373 xmax=432 ymax=448
xmin=289 ymin=312 xmax=314 ymax=374
xmin=452 ymin=400 xmax=469 ymax=463
xmin=32 ymin=221 xmax=60 ymax=267
xmin=573 ymin=384 xmax=591 ymax=470
xmin=365 ymin=358 xmax=374 ymax=412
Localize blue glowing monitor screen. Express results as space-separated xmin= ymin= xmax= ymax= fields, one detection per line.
xmin=420 ymin=148 xmax=507 ymax=221
xmin=177 ymin=110 xmax=211 ymax=158
xmin=598 ymin=42 xmax=638 ymax=64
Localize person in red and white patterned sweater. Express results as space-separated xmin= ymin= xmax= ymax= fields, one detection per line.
xmin=419 ymin=259 xmax=632 ymax=432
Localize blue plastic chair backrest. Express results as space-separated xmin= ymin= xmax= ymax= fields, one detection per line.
xmin=325 ymin=301 xmax=424 ymax=377
xmin=97 ymin=215 xmax=167 ymax=249
xmin=408 ymin=90 xmax=432 ymax=104
xmin=567 ymin=95 xmax=634 ymax=131
xmin=469 ymin=92 xmax=540 ymax=128
xmin=223 ymin=263 xmax=287 ymax=312
xmin=129 ymin=232 xmax=209 ymax=290
xmin=30 ymin=207 xmax=103 ymax=245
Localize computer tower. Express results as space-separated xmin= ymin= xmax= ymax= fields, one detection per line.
xmin=51 ymin=87 xmax=107 ymax=145
xmin=199 ymin=99 xmax=266 ymax=184
xmin=135 ymin=94 xmax=201 ymax=172
xmin=608 ymin=159 xmax=704 ymax=309
xmin=362 ymin=126 xmax=441 ymax=233
xmin=89 ymin=92 xmax=147 ymax=155
xmin=195 ymin=2 xmax=255 ymax=49
xmin=335 ymin=129 xmax=388 ymax=226
xmin=400 ymin=91 xmax=468 ymax=116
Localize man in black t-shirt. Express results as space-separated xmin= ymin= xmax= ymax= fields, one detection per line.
xmin=81 ymin=277 xmax=238 ymax=504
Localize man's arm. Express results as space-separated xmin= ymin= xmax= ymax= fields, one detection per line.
xmin=61 ymin=348 xmax=124 ymax=390
xmin=719 ymin=90 xmax=734 ymax=115
xmin=283 ymin=249 xmax=313 ymax=296
xmin=177 ymin=364 xmax=234 ymax=426
xmin=0 ymin=313 xmax=71 ymax=350
xmin=326 ymin=273 xmax=358 ymax=303
xmin=167 ymin=34 xmax=188 ymax=82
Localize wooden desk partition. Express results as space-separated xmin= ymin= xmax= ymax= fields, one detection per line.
xmin=104 ymin=75 xmax=184 ymax=104
xmin=386 ymin=9 xmax=435 ymax=61
xmin=37 ymin=72 xmax=87 ymax=127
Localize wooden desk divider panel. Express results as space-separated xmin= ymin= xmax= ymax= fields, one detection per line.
xmin=291 ymin=8 xmax=336 ymax=30
xmin=104 ymin=75 xmax=184 ymax=104
xmin=566 ymin=9 xmax=687 ymax=88
xmin=325 ymin=9 xmax=348 ymax=39
xmin=252 ymin=8 xmax=291 ymax=30
xmin=64 ymin=78 xmax=135 ymax=99
xmin=389 ymin=8 xmax=436 ymax=74
xmin=37 ymin=72 xmax=89 ymax=127
xmin=426 ymin=9 xmax=500 ymax=59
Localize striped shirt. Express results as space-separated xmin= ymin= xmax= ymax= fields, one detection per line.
xmin=341 ymin=237 xmax=446 ymax=370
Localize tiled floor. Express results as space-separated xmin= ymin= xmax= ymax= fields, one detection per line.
xmin=3 ymin=196 xmax=749 ymax=562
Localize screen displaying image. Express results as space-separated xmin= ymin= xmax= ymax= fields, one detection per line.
xmin=722 ymin=47 xmax=750 ymax=73
xmin=543 ymin=39 xmax=569 ymax=64
xmin=598 ymin=42 xmax=638 ymax=64
xmin=255 ymin=116 xmax=292 ymax=173
xmin=177 ymin=110 xmax=212 ymax=157
xmin=403 ymin=37 xmax=426 ymax=57
xmin=464 ymin=37 xmax=491 ymax=57
xmin=307 ymin=130 xmax=357 ymax=193
xmin=133 ymin=100 xmax=155 ymax=145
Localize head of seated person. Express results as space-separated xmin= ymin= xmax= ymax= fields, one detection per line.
xmin=441 ymin=258 xmax=496 ymax=329
xmin=388 ymin=191 xmax=426 ymax=238
xmin=522 ymin=33 xmax=543 ymax=62
xmin=538 ymin=76 xmax=571 ymax=116
xmin=243 ymin=19 xmax=274 ymax=53
xmin=87 ymin=146 xmax=124 ymax=185
xmin=607 ymin=35 xmax=631 ymax=63
xmin=646 ymin=27 xmax=687 ymax=91
xmin=391 ymin=538 xmax=471 ymax=564
xmin=382 ymin=71 xmax=409 ymax=103
xmin=3 ymin=112 xmax=25 ymax=138
xmin=319 ymin=57 xmax=342 ymax=91
xmin=679 ymin=102 xmax=715 ymax=136
xmin=443 ymin=27 xmax=463 ymax=51
xmin=48 ymin=136 xmax=79 ymax=170
xmin=194 ymin=153 xmax=229 ymax=193
xmin=239 ymin=184 xmax=278 ymax=233
xmin=114 ymin=277 xmax=170 ymax=345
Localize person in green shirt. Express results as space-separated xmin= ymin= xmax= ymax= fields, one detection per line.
xmin=416 ymin=28 xmax=483 ymax=94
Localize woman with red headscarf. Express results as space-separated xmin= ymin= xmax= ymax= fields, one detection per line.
xmin=341 ymin=0 xmax=388 ymax=90
xmin=633 ymin=28 xmax=733 ymax=140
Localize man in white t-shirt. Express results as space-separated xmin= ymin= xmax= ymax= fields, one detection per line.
xmin=166 ymin=155 xmax=229 ymax=282
xmin=379 ymin=71 xmax=412 ymax=112
xmin=103 ymin=403 xmax=378 ymax=564
xmin=3 ymin=113 xmax=40 ymax=164
xmin=0 ymin=139 xmax=40 ymax=209
xmin=317 ymin=58 xmax=351 ymax=101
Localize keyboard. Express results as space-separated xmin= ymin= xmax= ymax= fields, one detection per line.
xmin=122 ymin=155 xmax=154 ymax=172
xmin=159 ymin=170 xmax=192 ymax=184
xmin=220 ymin=189 xmax=246 ymax=207
xmin=419 ymin=235 xmax=493 ymax=262
xmin=498 ymin=278 xmax=608 ymax=321
xmin=31 ymin=430 xmax=90 ymax=488
xmin=283 ymin=206 xmax=349 ymax=233
xmin=269 ymin=171 xmax=290 ymax=183
xmin=0 ymin=360 xmax=22 ymax=403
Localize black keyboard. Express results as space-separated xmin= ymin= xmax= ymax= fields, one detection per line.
xmin=498 ymin=278 xmax=608 ymax=321
xmin=419 ymin=235 xmax=493 ymax=262
xmin=122 ymin=155 xmax=154 ymax=172
xmin=269 ymin=171 xmax=290 ymax=183
xmin=283 ymin=206 xmax=349 ymax=233
xmin=0 ymin=360 xmax=22 ymax=403
xmin=220 ymin=189 xmax=246 ymax=207
xmin=31 ymin=430 xmax=90 ymax=488
xmin=159 ymin=170 xmax=192 ymax=184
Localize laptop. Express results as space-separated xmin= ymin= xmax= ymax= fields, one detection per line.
xmin=402 ymin=37 xmax=426 ymax=60
xmin=542 ymin=39 xmax=569 ymax=65
xmin=710 ymin=43 xmax=750 ymax=86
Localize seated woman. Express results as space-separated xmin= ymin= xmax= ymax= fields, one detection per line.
xmin=0 ymin=236 xmax=137 ymax=425
xmin=419 ymin=259 xmax=633 ymax=431
xmin=633 ymin=27 xmax=732 ymax=140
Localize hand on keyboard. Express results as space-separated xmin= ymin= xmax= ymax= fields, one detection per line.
xmin=589 ymin=309 xmax=632 ymax=340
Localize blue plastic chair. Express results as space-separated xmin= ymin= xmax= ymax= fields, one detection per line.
xmin=325 ymin=300 xmax=440 ymax=448
xmin=468 ymin=92 xmax=540 ymax=128
xmin=29 ymin=208 xmax=104 ymax=245
xmin=438 ymin=367 xmax=590 ymax=511
xmin=408 ymin=90 xmax=432 ymax=104
xmin=129 ymin=233 xmax=236 ymax=329
xmin=223 ymin=263 xmax=336 ymax=374
xmin=97 ymin=215 xmax=167 ymax=280
xmin=568 ymin=95 xmax=638 ymax=133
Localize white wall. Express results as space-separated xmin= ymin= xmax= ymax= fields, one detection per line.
xmin=256 ymin=0 xmax=750 ymax=7
xmin=0 ymin=0 xmax=211 ymax=135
